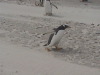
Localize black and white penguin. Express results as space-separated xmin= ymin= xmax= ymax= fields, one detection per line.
xmin=44 ymin=24 xmax=70 ymax=51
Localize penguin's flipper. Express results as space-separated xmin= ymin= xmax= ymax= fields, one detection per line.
xmin=47 ymin=33 xmax=54 ymax=45
xmin=44 ymin=33 xmax=54 ymax=46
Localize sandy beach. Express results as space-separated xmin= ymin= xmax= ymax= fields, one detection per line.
xmin=0 ymin=0 xmax=100 ymax=75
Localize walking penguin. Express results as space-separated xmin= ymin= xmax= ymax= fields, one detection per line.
xmin=44 ymin=24 xmax=71 ymax=51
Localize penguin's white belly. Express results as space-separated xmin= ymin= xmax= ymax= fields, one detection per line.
xmin=49 ymin=30 xmax=65 ymax=46
xmin=44 ymin=1 xmax=52 ymax=13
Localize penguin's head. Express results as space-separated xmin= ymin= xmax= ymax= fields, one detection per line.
xmin=62 ymin=24 xmax=71 ymax=29
xmin=53 ymin=24 xmax=70 ymax=31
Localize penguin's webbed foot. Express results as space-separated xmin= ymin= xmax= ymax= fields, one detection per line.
xmin=45 ymin=48 xmax=52 ymax=52
xmin=55 ymin=46 xmax=62 ymax=50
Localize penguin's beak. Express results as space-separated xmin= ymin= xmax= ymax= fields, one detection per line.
xmin=67 ymin=26 xmax=71 ymax=28
xmin=68 ymin=26 xmax=71 ymax=28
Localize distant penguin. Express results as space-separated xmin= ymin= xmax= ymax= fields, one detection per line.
xmin=44 ymin=0 xmax=52 ymax=16
xmin=44 ymin=24 xmax=71 ymax=51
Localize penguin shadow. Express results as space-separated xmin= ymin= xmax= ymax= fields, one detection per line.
xmin=51 ymin=14 xmax=64 ymax=18
xmin=51 ymin=47 xmax=78 ymax=55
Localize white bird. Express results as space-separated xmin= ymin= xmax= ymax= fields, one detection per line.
xmin=44 ymin=24 xmax=71 ymax=51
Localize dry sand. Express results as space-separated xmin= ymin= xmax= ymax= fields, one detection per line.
xmin=0 ymin=39 xmax=100 ymax=75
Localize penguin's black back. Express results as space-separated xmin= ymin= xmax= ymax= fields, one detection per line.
xmin=54 ymin=25 xmax=66 ymax=35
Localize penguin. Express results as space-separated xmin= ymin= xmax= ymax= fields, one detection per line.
xmin=44 ymin=24 xmax=71 ymax=51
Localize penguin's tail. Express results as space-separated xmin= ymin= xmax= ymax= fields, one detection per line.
xmin=43 ymin=44 xmax=48 ymax=46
